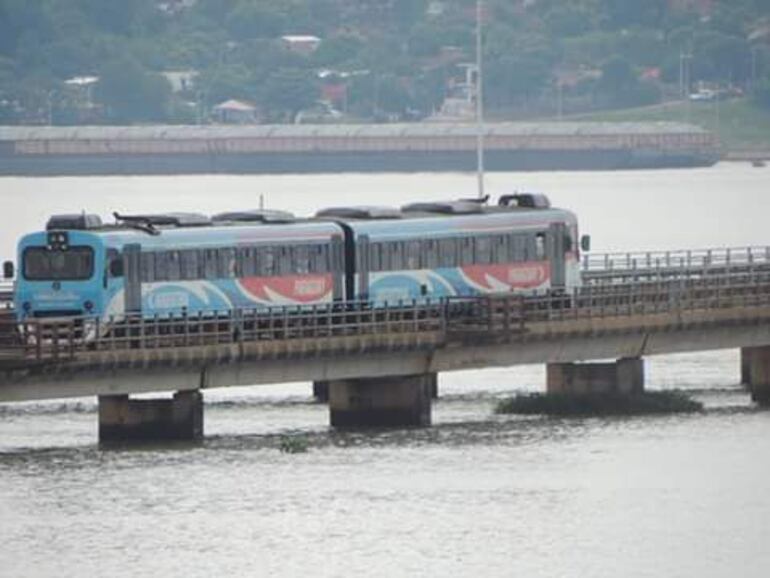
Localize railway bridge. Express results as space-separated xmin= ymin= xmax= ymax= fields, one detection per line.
xmin=2 ymin=246 xmax=770 ymax=442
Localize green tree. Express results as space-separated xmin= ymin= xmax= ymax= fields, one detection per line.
xmin=597 ymin=56 xmax=660 ymax=107
xmin=694 ymin=31 xmax=751 ymax=83
xmin=312 ymin=35 xmax=364 ymax=67
xmin=225 ymin=1 xmax=287 ymax=40
xmin=754 ymin=76 xmax=770 ymax=109
xmin=95 ymin=57 xmax=172 ymax=123
xmin=601 ymin=0 xmax=667 ymax=28
xmin=197 ymin=63 xmax=256 ymax=103
xmin=260 ymin=67 xmax=318 ymax=121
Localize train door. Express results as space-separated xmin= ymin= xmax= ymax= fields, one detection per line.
xmin=331 ymin=236 xmax=345 ymax=301
xmin=548 ymin=223 xmax=567 ymax=289
xmin=123 ymin=244 xmax=142 ymax=315
xmin=357 ymin=234 xmax=370 ymax=300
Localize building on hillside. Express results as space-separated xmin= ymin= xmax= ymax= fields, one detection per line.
xmin=212 ymin=99 xmax=259 ymax=124
xmin=280 ymin=35 xmax=322 ymax=56
xmin=428 ymin=63 xmax=477 ymax=122
xmin=162 ymin=70 xmax=198 ymax=93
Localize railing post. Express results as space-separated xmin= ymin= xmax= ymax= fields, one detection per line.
xmin=34 ymin=322 xmax=42 ymax=360
xmin=69 ymin=319 xmax=75 ymax=359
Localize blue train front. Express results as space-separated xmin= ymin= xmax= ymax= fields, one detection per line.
xmin=9 ymin=196 xmax=590 ymax=325
xmin=13 ymin=212 xmax=345 ymax=323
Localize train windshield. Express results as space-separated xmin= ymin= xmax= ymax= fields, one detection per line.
xmin=23 ymin=247 xmax=94 ymax=281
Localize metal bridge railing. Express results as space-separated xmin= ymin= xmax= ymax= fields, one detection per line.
xmin=3 ymin=270 xmax=770 ymax=364
xmin=0 ymin=299 xmax=447 ymax=362
xmin=0 ymin=281 xmax=13 ymax=310
xmin=582 ymin=246 xmax=770 ymax=282
xmin=447 ymin=269 xmax=770 ymax=334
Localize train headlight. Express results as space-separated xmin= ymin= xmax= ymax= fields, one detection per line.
xmin=84 ymin=300 xmax=94 ymax=312
xmin=22 ymin=301 xmax=31 ymax=312
xmin=46 ymin=232 xmax=70 ymax=251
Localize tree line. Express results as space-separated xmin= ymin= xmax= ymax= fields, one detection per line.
xmin=0 ymin=0 xmax=769 ymax=125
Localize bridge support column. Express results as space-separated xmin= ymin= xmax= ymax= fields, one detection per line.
xmin=547 ymin=357 xmax=644 ymax=395
xmin=328 ymin=373 xmax=434 ymax=428
xmin=98 ymin=390 xmax=203 ymax=442
xmin=742 ymin=346 xmax=770 ymax=405
xmin=313 ymin=381 xmax=329 ymax=402
xmin=739 ymin=346 xmax=770 ymax=388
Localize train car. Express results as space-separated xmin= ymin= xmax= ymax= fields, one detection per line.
xmin=10 ymin=194 xmax=588 ymax=326
xmin=318 ymin=194 xmax=585 ymax=304
xmin=13 ymin=212 xmax=345 ymax=322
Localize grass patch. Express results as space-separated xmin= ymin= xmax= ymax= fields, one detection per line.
xmin=496 ymin=391 xmax=703 ymax=417
xmin=279 ymin=435 xmax=309 ymax=454
xmin=567 ymin=98 xmax=770 ymax=152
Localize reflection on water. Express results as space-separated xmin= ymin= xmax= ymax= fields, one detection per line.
xmin=2 ymin=167 xmax=770 ymax=576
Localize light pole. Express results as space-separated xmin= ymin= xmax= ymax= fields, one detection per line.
xmin=475 ymin=0 xmax=485 ymax=200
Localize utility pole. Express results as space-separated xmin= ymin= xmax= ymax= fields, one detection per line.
xmin=681 ymin=52 xmax=692 ymax=123
xmin=475 ymin=0 xmax=485 ymax=200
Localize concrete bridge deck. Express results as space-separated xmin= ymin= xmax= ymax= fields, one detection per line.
xmin=1 ymin=270 xmax=769 ymax=400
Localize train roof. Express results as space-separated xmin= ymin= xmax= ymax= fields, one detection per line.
xmin=211 ymin=210 xmax=297 ymax=224
xmin=340 ymin=205 xmax=577 ymax=240
xmin=315 ymin=206 xmax=402 ymax=220
xmin=20 ymin=220 xmax=342 ymax=250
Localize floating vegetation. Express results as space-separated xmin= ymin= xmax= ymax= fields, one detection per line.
xmin=279 ymin=435 xmax=309 ymax=454
xmin=495 ymin=391 xmax=703 ymax=417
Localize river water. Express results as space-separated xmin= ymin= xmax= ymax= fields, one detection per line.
xmin=1 ymin=163 xmax=770 ymax=577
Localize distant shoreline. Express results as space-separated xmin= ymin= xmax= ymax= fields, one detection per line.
xmin=724 ymin=150 xmax=770 ymax=161
xmin=0 ymin=122 xmax=720 ymax=175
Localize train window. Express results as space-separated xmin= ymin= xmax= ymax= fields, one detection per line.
xmin=438 ymin=239 xmax=456 ymax=267
xmin=180 ymin=250 xmax=198 ymax=280
xmin=154 ymin=252 xmax=166 ymax=281
xmin=294 ymin=245 xmax=310 ymax=274
xmin=535 ymin=233 xmax=546 ymax=261
xmin=523 ymin=235 xmax=536 ymax=261
xmin=406 ymin=240 xmax=421 ymax=269
xmin=389 ymin=242 xmax=404 ymax=270
xmin=240 ymin=247 xmax=257 ymax=276
xmin=424 ymin=239 xmax=439 ymax=269
xmin=492 ymin=235 xmax=507 ymax=264
xmin=105 ymin=249 xmax=120 ymax=280
xmin=475 ymin=236 xmax=492 ymax=264
xmin=266 ymin=246 xmax=278 ymax=276
xmin=310 ymin=245 xmax=328 ymax=273
xmin=278 ymin=247 xmax=292 ymax=275
xmin=203 ymin=249 xmax=218 ymax=279
xmin=511 ymin=235 xmax=526 ymax=262
xmin=166 ymin=251 xmax=181 ymax=281
xmin=23 ymin=247 xmax=94 ymax=281
xmin=140 ymin=252 xmax=155 ymax=282
xmin=368 ymin=243 xmax=381 ymax=272
xmin=460 ymin=237 xmax=473 ymax=265
xmin=219 ymin=248 xmax=236 ymax=277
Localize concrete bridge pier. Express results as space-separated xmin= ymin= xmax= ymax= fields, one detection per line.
xmin=741 ymin=346 xmax=770 ymax=405
xmin=327 ymin=373 xmax=434 ymax=428
xmin=313 ymin=380 xmax=329 ymax=402
xmin=98 ymin=390 xmax=203 ymax=442
xmin=547 ymin=357 xmax=645 ymax=395
xmin=316 ymin=374 xmax=438 ymax=404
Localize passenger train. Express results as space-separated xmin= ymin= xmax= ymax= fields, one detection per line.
xmin=6 ymin=194 xmax=590 ymax=323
